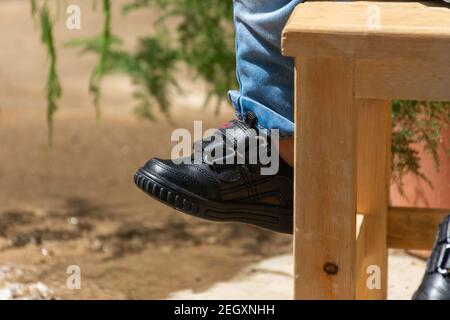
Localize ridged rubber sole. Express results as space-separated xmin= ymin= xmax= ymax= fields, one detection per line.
xmin=133 ymin=168 xmax=293 ymax=234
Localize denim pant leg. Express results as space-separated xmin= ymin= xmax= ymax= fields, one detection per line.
xmin=228 ymin=0 xmax=303 ymax=137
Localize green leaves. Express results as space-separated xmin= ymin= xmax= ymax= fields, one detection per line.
xmin=69 ymin=34 xmax=180 ymax=122
xmin=168 ymin=0 xmax=236 ymax=110
xmin=31 ymin=0 xmax=62 ymax=145
xmin=90 ymin=0 xmax=111 ymax=121
xmin=69 ymin=0 xmax=235 ymax=119
xmin=392 ymin=100 xmax=450 ymax=194
xmin=121 ymin=0 xmax=236 ymax=114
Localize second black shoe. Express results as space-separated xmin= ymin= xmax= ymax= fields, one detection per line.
xmin=413 ymin=214 xmax=450 ymax=300
xmin=134 ymin=113 xmax=293 ymax=234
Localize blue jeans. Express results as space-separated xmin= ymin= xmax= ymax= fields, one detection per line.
xmin=228 ymin=0 xmax=303 ymax=137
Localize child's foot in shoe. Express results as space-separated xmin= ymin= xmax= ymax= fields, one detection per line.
xmin=134 ymin=113 xmax=293 ymax=234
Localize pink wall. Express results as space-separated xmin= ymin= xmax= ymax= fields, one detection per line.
xmin=390 ymin=127 xmax=450 ymax=209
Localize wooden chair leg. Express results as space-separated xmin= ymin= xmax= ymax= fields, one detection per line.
xmin=356 ymin=99 xmax=392 ymax=300
xmin=294 ymin=57 xmax=357 ymax=299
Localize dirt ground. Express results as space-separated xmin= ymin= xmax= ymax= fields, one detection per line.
xmin=0 ymin=0 xmax=291 ymax=299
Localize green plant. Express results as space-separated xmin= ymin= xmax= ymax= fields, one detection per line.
xmin=31 ymin=0 xmax=62 ymax=146
xmin=67 ymin=0 xmax=235 ymax=121
xmin=392 ymin=100 xmax=450 ymax=194
xmin=89 ymin=0 xmax=111 ymax=121
xmin=31 ymin=0 xmax=450 ymax=193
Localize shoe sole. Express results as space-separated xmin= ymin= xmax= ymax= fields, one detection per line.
xmin=134 ymin=168 xmax=293 ymax=234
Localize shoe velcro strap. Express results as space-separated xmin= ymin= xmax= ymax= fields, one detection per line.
xmin=427 ymin=215 xmax=450 ymax=275
xmin=437 ymin=215 xmax=450 ymax=244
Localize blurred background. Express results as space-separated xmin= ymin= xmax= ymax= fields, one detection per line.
xmin=0 ymin=0 xmax=292 ymax=299
xmin=0 ymin=0 xmax=448 ymax=300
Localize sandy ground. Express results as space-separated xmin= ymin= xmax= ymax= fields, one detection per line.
xmin=0 ymin=0 xmax=427 ymax=300
xmin=169 ymin=251 xmax=427 ymax=300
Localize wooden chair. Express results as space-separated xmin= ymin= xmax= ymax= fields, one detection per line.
xmin=281 ymin=1 xmax=450 ymax=299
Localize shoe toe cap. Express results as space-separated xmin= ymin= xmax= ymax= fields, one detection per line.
xmin=140 ymin=158 xmax=217 ymax=199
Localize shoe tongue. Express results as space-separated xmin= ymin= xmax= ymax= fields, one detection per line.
xmin=218 ymin=119 xmax=254 ymax=146
xmin=192 ymin=119 xmax=253 ymax=163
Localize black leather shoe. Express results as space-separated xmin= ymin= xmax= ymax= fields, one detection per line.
xmin=134 ymin=113 xmax=293 ymax=234
xmin=413 ymin=214 xmax=450 ymax=300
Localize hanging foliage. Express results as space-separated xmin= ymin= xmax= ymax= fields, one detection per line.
xmin=31 ymin=0 xmax=62 ymax=145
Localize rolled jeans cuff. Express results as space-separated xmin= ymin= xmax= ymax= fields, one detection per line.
xmin=228 ymin=90 xmax=294 ymax=137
